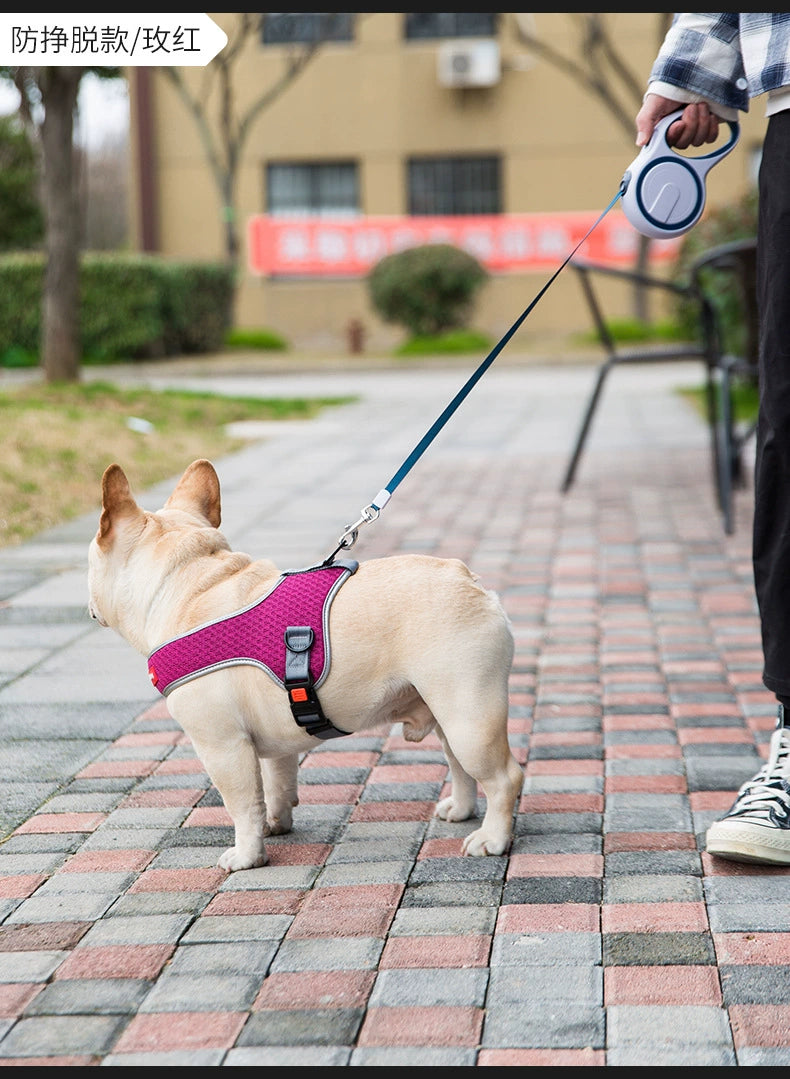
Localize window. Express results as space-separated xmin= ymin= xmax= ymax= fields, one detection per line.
xmin=266 ymin=162 xmax=359 ymax=217
xmin=262 ymin=13 xmax=355 ymax=45
xmin=404 ymin=13 xmax=498 ymax=40
xmin=408 ymin=156 xmax=501 ymax=215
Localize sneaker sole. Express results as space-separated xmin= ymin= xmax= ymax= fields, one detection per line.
xmin=706 ymin=825 xmax=790 ymax=865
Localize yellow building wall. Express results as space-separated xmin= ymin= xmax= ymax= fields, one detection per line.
xmin=128 ymin=13 xmax=767 ymax=354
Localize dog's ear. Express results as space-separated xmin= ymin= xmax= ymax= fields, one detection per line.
xmin=97 ymin=464 xmax=142 ymax=547
xmin=164 ymin=459 xmax=222 ymax=528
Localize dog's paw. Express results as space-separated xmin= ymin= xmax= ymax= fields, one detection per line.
xmin=434 ymin=795 xmax=476 ymax=823
xmin=263 ymin=811 xmax=293 ymax=837
xmin=462 ymin=828 xmax=509 ymax=857
xmin=218 ymin=846 xmax=269 ymax=871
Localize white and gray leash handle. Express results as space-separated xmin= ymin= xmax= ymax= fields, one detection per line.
xmin=323 ymin=187 xmax=625 ymax=566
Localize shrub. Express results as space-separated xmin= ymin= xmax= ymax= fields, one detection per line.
xmin=225 ymin=327 xmax=288 ymax=351
xmin=395 ymin=328 xmax=493 ymax=355
xmin=368 ymin=243 xmax=488 ymax=337
xmin=0 ymin=253 xmax=235 ymax=364
xmin=673 ymin=188 xmax=758 ymax=351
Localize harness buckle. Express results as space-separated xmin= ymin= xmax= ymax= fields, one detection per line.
xmin=283 ymin=625 xmax=348 ymax=740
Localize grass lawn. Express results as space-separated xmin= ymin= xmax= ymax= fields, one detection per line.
xmin=0 ymin=379 xmax=353 ymax=547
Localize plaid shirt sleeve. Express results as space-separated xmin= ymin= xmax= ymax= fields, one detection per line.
xmin=649 ymin=13 xmax=790 ymax=113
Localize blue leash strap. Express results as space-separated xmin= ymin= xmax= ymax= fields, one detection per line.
xmin=325 ymin=187 xmax=624 ymax=563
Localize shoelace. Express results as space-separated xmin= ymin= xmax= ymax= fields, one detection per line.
xmin=727 ymin=728 xmax=790 ymax=821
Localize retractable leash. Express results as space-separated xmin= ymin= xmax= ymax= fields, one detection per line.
xmin=621 ymin=109 xmax=739 ymax=239
xmin=324 ymin=109 xmax=739 ymax=564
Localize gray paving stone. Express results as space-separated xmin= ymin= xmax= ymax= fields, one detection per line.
xmin=99 ymin=807 xmax=192 ymax=830
xmin=707 ymin=904 xmax=790 ymax=933
xmin=236 ymin=1009 xmax=364 ymax=1047
xmin=349 ymin=1047 xmax=478 ymax=1066
xmin=0 ymin=950 xmax=69 ymax=982
xmin=79 ymin=828 xmax=171 ymax=852
xmin=341 ymin=822 xmax=426 ymax=842
xmin=604 ymin=851 xmax=702 ymax=876
xmin=515 ymin=812 xmax=603 ymax=834
xmin=606 ymin=759 xmax=685 ymax=776
xmin=358 ymin=783 xmax=441 ymax=802
xmin=0 ymin=701 xmax=148 ymax=741
xmin=487 ymin=965 xmax=602 ymax=1004
xmin=140 ymin=972 xmax=263 ymax=1012
xmin=606 ymin=1046 xmax=737 ymax=1066
xmin=400 ymin=881 xmax=503 ymax=908
xmin=408 ymin=856 xmax=507 ymax=884
xmin=389 ymin=906 xmax=496 ymax=937
xmin=38 ymin=792 xmax=125 ymax=814
xmin=313 ymin=862 xmax=413 ymax=887
xmin=179 ymin=915 xmax=293 ymax=944
xmin=0 ymin=852 xmax=71 ymax=875
xmin=602 ymin=933 xmax=715 ymax=966
xmin=685 ymin=757 xmax=761 ymax=791
xmin=325 ymin=837 xmax=423 ymax=864
xmin=108 ymin=892 xmax=211 ymax=918
xmin=77 ymin=913 xmax=195 ymax=946
xmin=490 ymin=932 xmax=601 ymax=968
xmin=510 ymin=833 xmax=602 ymax=855
xmin=737 ymin=1048 xmax=790 ymax=1065
xmin=103 ymin=1050 xmax=228 ymax=1065
xmin=23 ymin=978 xmax=151 ymax=1015
xmin=218 ymin=866 xmax=319 ymax=891
xmin=166 ymin=942 xmax=279 ymax=976
xmin=704 ymin=876 xmax=790 ymax=903
xmin=481 ymin=1003 xmax=605 ymax=1049
xmin=5 ymin=892 xmax=118 ymax=925
xmin=0 ymin=1014 xmax=126 ymax=1057
xmin=225 ymin=1046 xmax=352 ymax=1065
xmin=368 ymin=968 xmax=489 ymax=1007
xmin=269 ymin=938 xmax=384 ymax=973
xmin=603 ymin=800 xmax=692 ymax=832
xmin=502 ymin=877 xmax=601 ymax=905
xmin=33 ymin=872 xmax=138 ymax=896
xmin=524 ymin=774 xmax=603 ymax=793
xmin=602 ymin=874 xmax=703 ymax=903
xmin=720 ymin=964 xmax=790 ymax=1004
xmin=606 ymin=1004 xmax=733 ymax=1048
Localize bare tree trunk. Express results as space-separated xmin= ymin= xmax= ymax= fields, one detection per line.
xmin=39 ymin=67 xmax=83 ymax=382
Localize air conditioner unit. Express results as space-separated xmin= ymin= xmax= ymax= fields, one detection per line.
xmin=437 ymin=40 xmax=500 ymax=89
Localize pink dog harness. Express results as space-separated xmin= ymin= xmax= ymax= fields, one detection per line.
xmin=147 ymin=559 xmax=358 ymax=740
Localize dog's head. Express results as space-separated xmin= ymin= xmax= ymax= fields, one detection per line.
xmin=88 ymin=459 xmax=227 ymax=649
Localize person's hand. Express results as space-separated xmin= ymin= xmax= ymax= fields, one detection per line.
xmin=636 ymin=94 xmax=720 ymax=149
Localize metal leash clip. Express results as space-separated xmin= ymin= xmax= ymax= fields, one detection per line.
xmin=336 ymin=503 xmax=380 ymax=551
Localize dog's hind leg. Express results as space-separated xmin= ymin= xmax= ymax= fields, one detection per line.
xmin=260 ymin=754 xmax=299 ymax=835
xmin=460 ymin=741 xmax=523 ymax=856
xmin=430 ymin=681 xmax=523 ymax=857
xmin=434 ymin=729 xmax=480 ymax=823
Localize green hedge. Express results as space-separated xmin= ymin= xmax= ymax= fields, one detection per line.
xmin=0 ymin=253 xmax=234 ymax=364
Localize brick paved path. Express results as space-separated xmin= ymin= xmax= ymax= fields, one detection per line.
xmin=0 ymin=359 xmax=785 ymax=1066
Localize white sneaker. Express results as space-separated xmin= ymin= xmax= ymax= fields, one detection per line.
xmin=705 ymin=714 xmax=790 ymax=865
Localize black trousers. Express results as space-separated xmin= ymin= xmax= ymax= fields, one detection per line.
xmin=753 ymin=110 xmax=790 ymax=700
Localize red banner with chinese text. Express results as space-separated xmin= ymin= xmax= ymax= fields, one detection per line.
xmin=247 ymin=212 xmax=680 ymax=277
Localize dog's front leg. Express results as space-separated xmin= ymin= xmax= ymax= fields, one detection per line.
xmin=190 ymin=734 xmax=269 ymax=871
xmin=260 ymin=754 xmax=299 ymax=835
